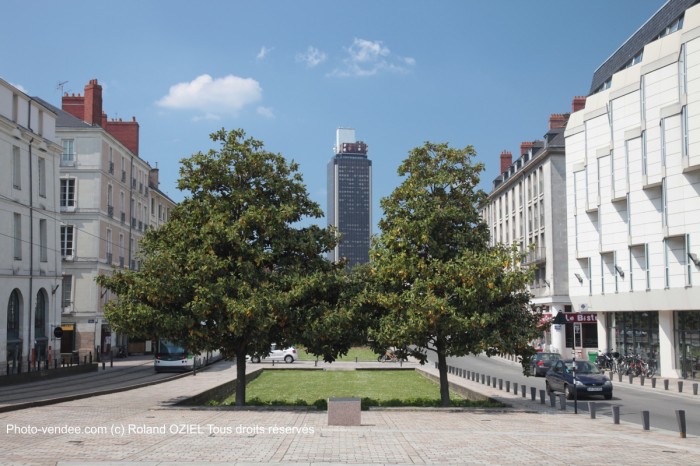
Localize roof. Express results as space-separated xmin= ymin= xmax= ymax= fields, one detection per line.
xmin=589 ymin=0 xmax=700 ymax=94
xmin=32 ymin=96 xmax=92 ymax=129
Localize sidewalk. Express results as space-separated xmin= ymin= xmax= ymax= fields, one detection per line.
xmin=1 ymin=359 xmax=698 ymax=465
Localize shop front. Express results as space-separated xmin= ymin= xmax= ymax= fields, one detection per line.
xmin=543 ymin=311 xmax=598 ymax=360
xmin=676 ymin=311 xmax=700 ymax=380
xmin=606 ymin=312 xmax=659 ymax=362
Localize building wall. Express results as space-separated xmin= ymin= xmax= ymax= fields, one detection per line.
xmin=565 ymin=3 xmax=700 ymax=377
xmin=0 ymin=79 xmax=63 ymax=373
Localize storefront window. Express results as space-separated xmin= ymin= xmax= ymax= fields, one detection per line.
xmin=607 ymin=312 xmax=659 ymax=359
xmin=676 ymin=311 xmax=700 ymax=380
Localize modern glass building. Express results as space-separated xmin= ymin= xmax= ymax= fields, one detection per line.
xmin=327 ymin=128 xmax=372 ymax=267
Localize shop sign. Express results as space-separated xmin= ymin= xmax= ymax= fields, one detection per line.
xmin=542 ymin=313 xmax=597 ymax=324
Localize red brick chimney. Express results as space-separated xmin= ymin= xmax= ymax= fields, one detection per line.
xmin=62 ymin=93 xmax=85 ymax=121
xmin=105 ymin=117 xmax=140 ymax=156
xmin=500 ymin=150 xmax=512 ymax=174
xmin=520 ymin=141 xmax=535 ymax=156
xmin=572 ymin=96 xmax=586 ymax=112
xmin=549 ymin=113 xmax=568 ymax=129
xmin=84 ymin=79 xmax=103 ymax=126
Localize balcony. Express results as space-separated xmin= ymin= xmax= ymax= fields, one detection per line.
xmin=131 ymin=217 xmax=137 ymax=228
xmin=138 ymin=221 xmax=143 ymax=231
xmin=121 ymin=171 xmax=126 ymax=183
xmin=107 ymin=205 xmax=113 ymax=217
xmin=139 ymin=182 xmax=143 ymax=194
xmin=120 ymin=212 xmax=126 ymax=224
xmin=523 ymin=247 xmax=547 ymax=265
xmin=106 ymin=252 xmax=113 ymax=264
xmin=108 ymin=161 xmax=114 ymax=175
xmin=119 ymin=256 xmax=125 ymax=268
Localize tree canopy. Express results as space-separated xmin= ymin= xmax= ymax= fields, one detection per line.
xmin=364 ymin=142 xmax=540 ymax=405
xmin=97 ymin=129 xmax=349 ymax=405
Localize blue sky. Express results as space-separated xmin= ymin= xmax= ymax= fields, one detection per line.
xmin=3 ymin=0 xmax=666 ymax=230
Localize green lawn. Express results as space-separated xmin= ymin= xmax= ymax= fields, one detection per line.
xmin=296 ymin=346 xmax=381 ymax=362
xmin=218 ymin=369 xmax=502 ymax=409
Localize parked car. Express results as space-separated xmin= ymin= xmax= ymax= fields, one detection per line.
xmin=246 ymin=344 xmax=297 ymax=363
xmin=545 ymin=359 xmax=613 ymax=400
xmin=529 ymin=352 xmax=561 ymax=377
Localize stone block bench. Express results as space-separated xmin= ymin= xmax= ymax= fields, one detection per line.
xmin=328 ymin=397 xmax=361 ymax=426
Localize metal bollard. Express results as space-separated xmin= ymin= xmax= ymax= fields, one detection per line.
xmin=102 ymin=361 xmax=105 ymax=371
xmin=676 ymin=410 xmax=686 ymax=439
xmin=558 ymin=394 xmax=567 ymax=410
xmin=678 ymin=381 xmax=683 ymax=393
xmin=513 ymin=383 xmax=518 ymax=395
xmin=530 ymin=386 xmax=536 ymax=400
xmin=487 ymin=375 xmax=491 ymax=385
xmin=628 ymin=374 xmax=633 ymax=384
xmin=506 ymin=381 xmax=510 ymax=392
xmin=640 ymin=375 xmax=645 ymax=386
xmin=498 ymin=378 xmax=503 ymax=390
xmin=435 ymin=361 xmax=438 ymax=369
xmin=540 ymin=389 xmax=545 ymax=404
xmin=466 ymin=370 xmax=471 ymax=379
xmin=355 ymin=357 xmax=358 ymax=364
xmin=492 ymin=377 xmax=497 ymax=388
xmin=618 ymin=372 xmax=622 ymax=382
xmin=693 ymin=383 xmax=698 ymax=396
xmin=651 ymin=377 xmax=656 ymax=388
xmin=481 ymin=374 xmax=485 ymax=384
xmin=612 ymin=405 xmax=620 ymax=424
xmin=664 ymin=379 xmax=669 ymax=390
xmin=549 ymin=393 xmax=556 ymax=407
xmin=522 ymin=386 xmax=526 ymax=398
xmin=642 ymin=411 xmax=650 ymax=430
xmin=588 ymin=402 xmax=596 ymax=419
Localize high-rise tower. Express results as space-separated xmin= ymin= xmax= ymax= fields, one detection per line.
xmin=327 ymin=128 xmax=372 ymax=267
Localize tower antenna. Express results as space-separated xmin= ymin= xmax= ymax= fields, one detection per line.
xmin=56 ymin=80 xmax=68 ymax=94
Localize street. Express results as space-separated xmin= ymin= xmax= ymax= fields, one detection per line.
xmin=429 ymin=351 xmax=700 ymax=435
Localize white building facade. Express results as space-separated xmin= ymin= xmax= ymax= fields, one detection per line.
xmin=47 ymin=79 xmax=174 ymax=360
xmin=1 ymin=78 xmax=63 ymax=374
xmin=566 ymin=0 xmax=700 ymax=379
xmin=484 ymin=110 xmax=596 ymax=359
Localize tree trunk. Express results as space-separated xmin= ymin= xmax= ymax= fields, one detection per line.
xmin=235 ymin=344 xmax=247 ymax=406
xmin=435 ymin=339 xmax=451 ymax=407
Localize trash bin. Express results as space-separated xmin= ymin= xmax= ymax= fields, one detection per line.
xmin=588 ymin=351 xmax=597 ymax=363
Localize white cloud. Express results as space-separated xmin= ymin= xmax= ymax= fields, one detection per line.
xmin=330 ymin=38 xmax=416 ymax=77
xmin=296 ymin=46 xmax=327 ymax=68
xmin=157 ymin=74 xmax=262 ymax=118
xmin=257 ymin=106 xmax=275 ymax=119
xmin=256 ymin=46 xmax=273 ymax=61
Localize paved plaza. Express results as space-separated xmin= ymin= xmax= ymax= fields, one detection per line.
xmin=0 ymin=359 xmax=698 ymax=465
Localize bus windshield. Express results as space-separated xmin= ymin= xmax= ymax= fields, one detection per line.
xmin=156 ymin=340 xmax=187 ymax=357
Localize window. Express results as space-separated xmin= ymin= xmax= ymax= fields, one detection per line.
xmin=61 ymin=139 xmax=75 ymax=165
xmin=38 ymin=157 xmax=46 ymax=198
xmin=686 ymin=235 xmax=693 ymax=287
xmin=680 ymin=44 xmax=687 ymax=96
xmin=661 ymin=178 xmax=668 ymax=229
xmin=7 ymin=289 xmax=21 ymax=341
xmin=40 ymin=219 xmax=47 ymax=262
xmin=641 ymin=130 xmax=647 ymax=176
xmin=13 ymin=146 xmax=21 ymax=189
xmin=106 ymin=228 xmax=113 ymax=263
xmin=664 ymin=239 xmax=670 ymax=289
xmin=681 ymin=106 xmax=689 ymax=159
xmin=12 ymin=94 xmax=18 ymax=122
xmin=60 ymin=179 xmax=76 ymax=209
xmin=62 ymin=275 xmax=72 ymax=309
xmin=14 ymin=213 xmax=21 ymax=260
xmin=61 ymin=225 xmax=74 ymax=257
xmin=35 ymin=291 xmax=46 ymax=337
xmin=645 ymin=243 xmax=651 ymax=291
xmin=661 ymin=119 xmax=667 ymax=168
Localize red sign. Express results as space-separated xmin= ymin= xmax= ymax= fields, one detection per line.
xmin=542 ymin=313 xmax=597 ymax=324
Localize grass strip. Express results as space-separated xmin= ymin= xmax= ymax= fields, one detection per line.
xmin=216 ymin=369 xmax=503 ymax=410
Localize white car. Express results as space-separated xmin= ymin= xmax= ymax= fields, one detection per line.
xmin=246 ymin=344 xmax=297 ymax=363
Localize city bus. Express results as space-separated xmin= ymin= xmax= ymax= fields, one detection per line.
xmin=154 ymin=339 xmax=221 ymax=373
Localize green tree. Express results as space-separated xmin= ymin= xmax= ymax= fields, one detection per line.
xmin=365 ymin=142 xmax=539 ymax=406
xmin=97 ymin=129 xmax=344 ymax=405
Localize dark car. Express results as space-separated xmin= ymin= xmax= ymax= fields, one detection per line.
xmin=545 ymin=359 xmax=613 ymax=400
xmin=529 ymin=352 xmax=561 ymax=377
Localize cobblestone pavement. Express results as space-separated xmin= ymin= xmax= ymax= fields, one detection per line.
xmin=0 ymin=359 xmax=698 ymax=465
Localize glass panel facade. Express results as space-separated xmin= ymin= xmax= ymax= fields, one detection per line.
xmin=675 ymin=311 xmax=700 ymax=380
xmin=607 ymin=311 xmax=659 ymax=360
